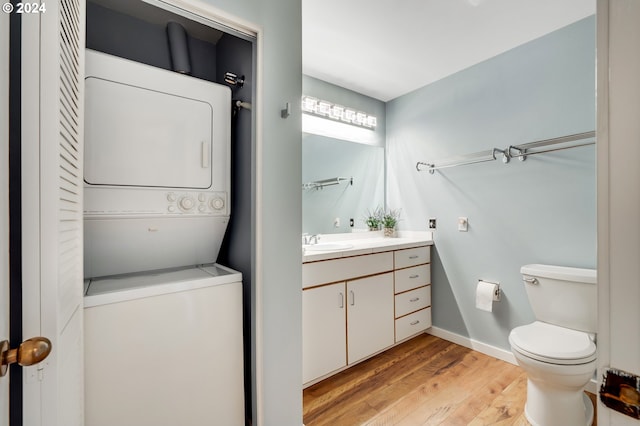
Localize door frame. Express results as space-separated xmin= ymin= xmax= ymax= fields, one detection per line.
xmin=11 ymin=0 xmax=264 ymax=425
xmin=596 ymin=0 xmax=640 ymax=425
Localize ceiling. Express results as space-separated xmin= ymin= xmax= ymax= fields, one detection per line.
xmin=302 ymin=0 xmax=595 ymax=102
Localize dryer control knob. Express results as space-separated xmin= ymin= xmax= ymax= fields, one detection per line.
xmin=210 ymin=197 xmax=225 ymax=211
xmin=167 ymin=193 xmax=177 ymax=202
xmin=179 ymin=196 xmax=195 ymax=211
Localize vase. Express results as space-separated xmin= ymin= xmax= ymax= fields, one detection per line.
xmin=383 ymin=227 xmax=395 ymax=237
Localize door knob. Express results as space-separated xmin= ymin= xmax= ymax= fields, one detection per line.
xmin=0 ymin=337 xmax=52 ymax=377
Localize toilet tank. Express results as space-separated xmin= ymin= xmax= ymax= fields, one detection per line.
xmin=521 ymin=264 xmax=597 ymax=333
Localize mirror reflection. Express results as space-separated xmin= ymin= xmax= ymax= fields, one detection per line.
xmin=302 ymin=133 xmax=384 ymax=234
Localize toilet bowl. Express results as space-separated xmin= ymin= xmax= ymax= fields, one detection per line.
xmin=509 ymin=321 xmax=596 ymax=426
xmin=510 ymin=264 xmax=597 ymax=426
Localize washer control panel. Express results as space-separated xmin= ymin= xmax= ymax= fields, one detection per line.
xmin=167 ymin=191 xmax=227 ymax=215
xmin=84 ymin=188 xmax=229 ymax=217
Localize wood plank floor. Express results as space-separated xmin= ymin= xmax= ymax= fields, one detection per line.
xmin=303 ymin=334 xmax=597 ymax=426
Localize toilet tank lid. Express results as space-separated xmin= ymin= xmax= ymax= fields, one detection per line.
xmin=521 ymin=264 xmax=596 ymax=284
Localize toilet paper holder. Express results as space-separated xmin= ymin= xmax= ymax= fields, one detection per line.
xmin=480 ymin=279 xmax=501 ymax=301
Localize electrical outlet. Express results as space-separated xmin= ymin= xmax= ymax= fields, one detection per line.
xmin=458 ymin=217 xmax=468 ymax=232
xmin=428 ymin=218 xmax=437 ymax=230
xmin=349 ymin=218 xmax=354 ymax=227
xmin=334 ymin=217 xmax=340 ymax=228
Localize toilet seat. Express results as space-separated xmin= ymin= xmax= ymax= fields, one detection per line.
xmin=509 ymin=321 xmax=596 ymax=365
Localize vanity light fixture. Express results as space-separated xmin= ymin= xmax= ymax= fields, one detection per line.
xmin=301 ymin=95 xmax=377 ymax=129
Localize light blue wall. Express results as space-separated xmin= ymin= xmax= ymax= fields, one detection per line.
xmin=200 ymin=1 xmax=302 ymax=425
xmin=386 ymin=16 xmax=596 ymax=351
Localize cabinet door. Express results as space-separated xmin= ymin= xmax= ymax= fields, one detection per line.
xmin=302 ymin=283 xmax=347 ymax=384
xmin=347 ymin=273 xmax=394 ymax=364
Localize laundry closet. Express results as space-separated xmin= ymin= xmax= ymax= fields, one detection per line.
xmin=81 ymin=1 xmax=255 ymax=424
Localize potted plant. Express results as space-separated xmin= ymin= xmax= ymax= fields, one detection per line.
xmin=364 ymin=207 xmax=382 ymax=231
xmin=381 ymin=208 xmax=401 ymax=237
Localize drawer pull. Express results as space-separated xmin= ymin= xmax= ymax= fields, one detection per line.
xmin=339 ymin=292 xmax=344 ymax=308
xmin=409 ymin=274 xmax=419 ymax=279
xmin=410 ymin=320 xmax=420 ymax=326
xmin=409 ymin=255 xmax=419 ymax=259
xmin=410 ymin=297 xmax=420 ymax=302
xmin=349 ymin=290 xmax=355 ymax=306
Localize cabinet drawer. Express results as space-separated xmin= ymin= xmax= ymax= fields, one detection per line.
xmin=395 ymin=286 xmax=430 ymax=318
xmin=394 ymin=246 xmax=430 ymax=269
xmin=395 ymin=308 xmax=431 ymax=342
xmin=395 ymin=264 xmax=430 ymax=293
xmin=303 ymin=252 xmax=393 ymax=288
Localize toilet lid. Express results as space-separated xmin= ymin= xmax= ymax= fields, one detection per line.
xmin=509 ymin=321 xmax=596 ymax=365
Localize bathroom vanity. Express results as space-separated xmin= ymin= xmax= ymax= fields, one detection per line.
xmin=302 ymin=234 xmax=432 ymax=386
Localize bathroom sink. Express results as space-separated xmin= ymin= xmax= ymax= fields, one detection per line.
xmin=303 ymin=243 xmax=354 ymax=251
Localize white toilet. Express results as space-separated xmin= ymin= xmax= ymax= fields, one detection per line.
xmin=509 ymin=264 xmax=597 ymax=426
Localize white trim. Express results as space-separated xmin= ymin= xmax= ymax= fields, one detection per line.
xmin=428 ymin=327 xmax=598 ymax=394
xmin=254 ymin=27 xmax=265 ymax=426
xmin=154 ymin=0 xmax=258 ymax=38
xmin=595 ymin=1 xmax=610 ymax=424
xmin=20 ymin=12 xmax=43 ymax=426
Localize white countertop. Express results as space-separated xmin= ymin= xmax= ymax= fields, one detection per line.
xmin=302 ymin=230 xmax=433 ymax=262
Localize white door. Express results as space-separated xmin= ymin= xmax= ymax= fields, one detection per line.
xmin=21 ymin=2 xmax=86 ymax=425
xmin=597 ymin=1 xmax=640 ymax=425
xmin=1 ymin=9 xmax=10 ymax=426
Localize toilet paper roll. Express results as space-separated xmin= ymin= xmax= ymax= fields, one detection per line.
xmin=476 ymin=280 xmax=497 ymax=312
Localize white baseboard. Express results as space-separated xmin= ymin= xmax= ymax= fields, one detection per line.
xmin=427 ymin=326 xmax=517 ymax=365
xmin=426 ymin=326 xmax=598 ymax=394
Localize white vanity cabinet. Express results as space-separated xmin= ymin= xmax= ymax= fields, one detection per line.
xmin=346 ymin=273 xmax=394 ymax=364
xmin=302 ymin=282 xmax=347 ymax=384
xmin=301 ymin=272 xmax=395 ymax=384
xmin=302 ymin=251 xmax=394 ymax=384
xmin=303 ymin=242 xmax=432 ymax=386
xmin=393 ymin=246 xmax=432 ymax=342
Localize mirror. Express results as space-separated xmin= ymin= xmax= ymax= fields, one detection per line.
xmin=302 ymin=132 xmax=384 ymax=235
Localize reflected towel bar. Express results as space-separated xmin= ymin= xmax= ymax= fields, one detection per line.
xmin=303 ymin=176 xmax=353 ymax=190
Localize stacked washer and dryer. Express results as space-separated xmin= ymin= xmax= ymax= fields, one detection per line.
xmin=82 ymin=50 xmax=244 ymax=425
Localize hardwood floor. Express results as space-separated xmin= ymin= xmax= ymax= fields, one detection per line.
xmin=303 ymin=334 xmax=597 ymax=426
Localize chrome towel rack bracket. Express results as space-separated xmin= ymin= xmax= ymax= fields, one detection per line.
xmin=416 ymin=131 xmax=595 ymax=174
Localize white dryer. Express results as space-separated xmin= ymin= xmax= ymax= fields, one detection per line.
xmin=83 ymin=264 xmax=244 ymax=426
xmin=83 ymin=49 xmax=232 ymax=278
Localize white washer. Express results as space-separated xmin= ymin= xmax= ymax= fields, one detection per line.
xmin=84 ymin=264 xmax=244 ymax=426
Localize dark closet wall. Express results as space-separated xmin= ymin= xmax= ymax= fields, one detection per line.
xmin=86 ymin=2 xmax=217 ymax=81
xmin=216 ymin=35 xmax=253 ymax=422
